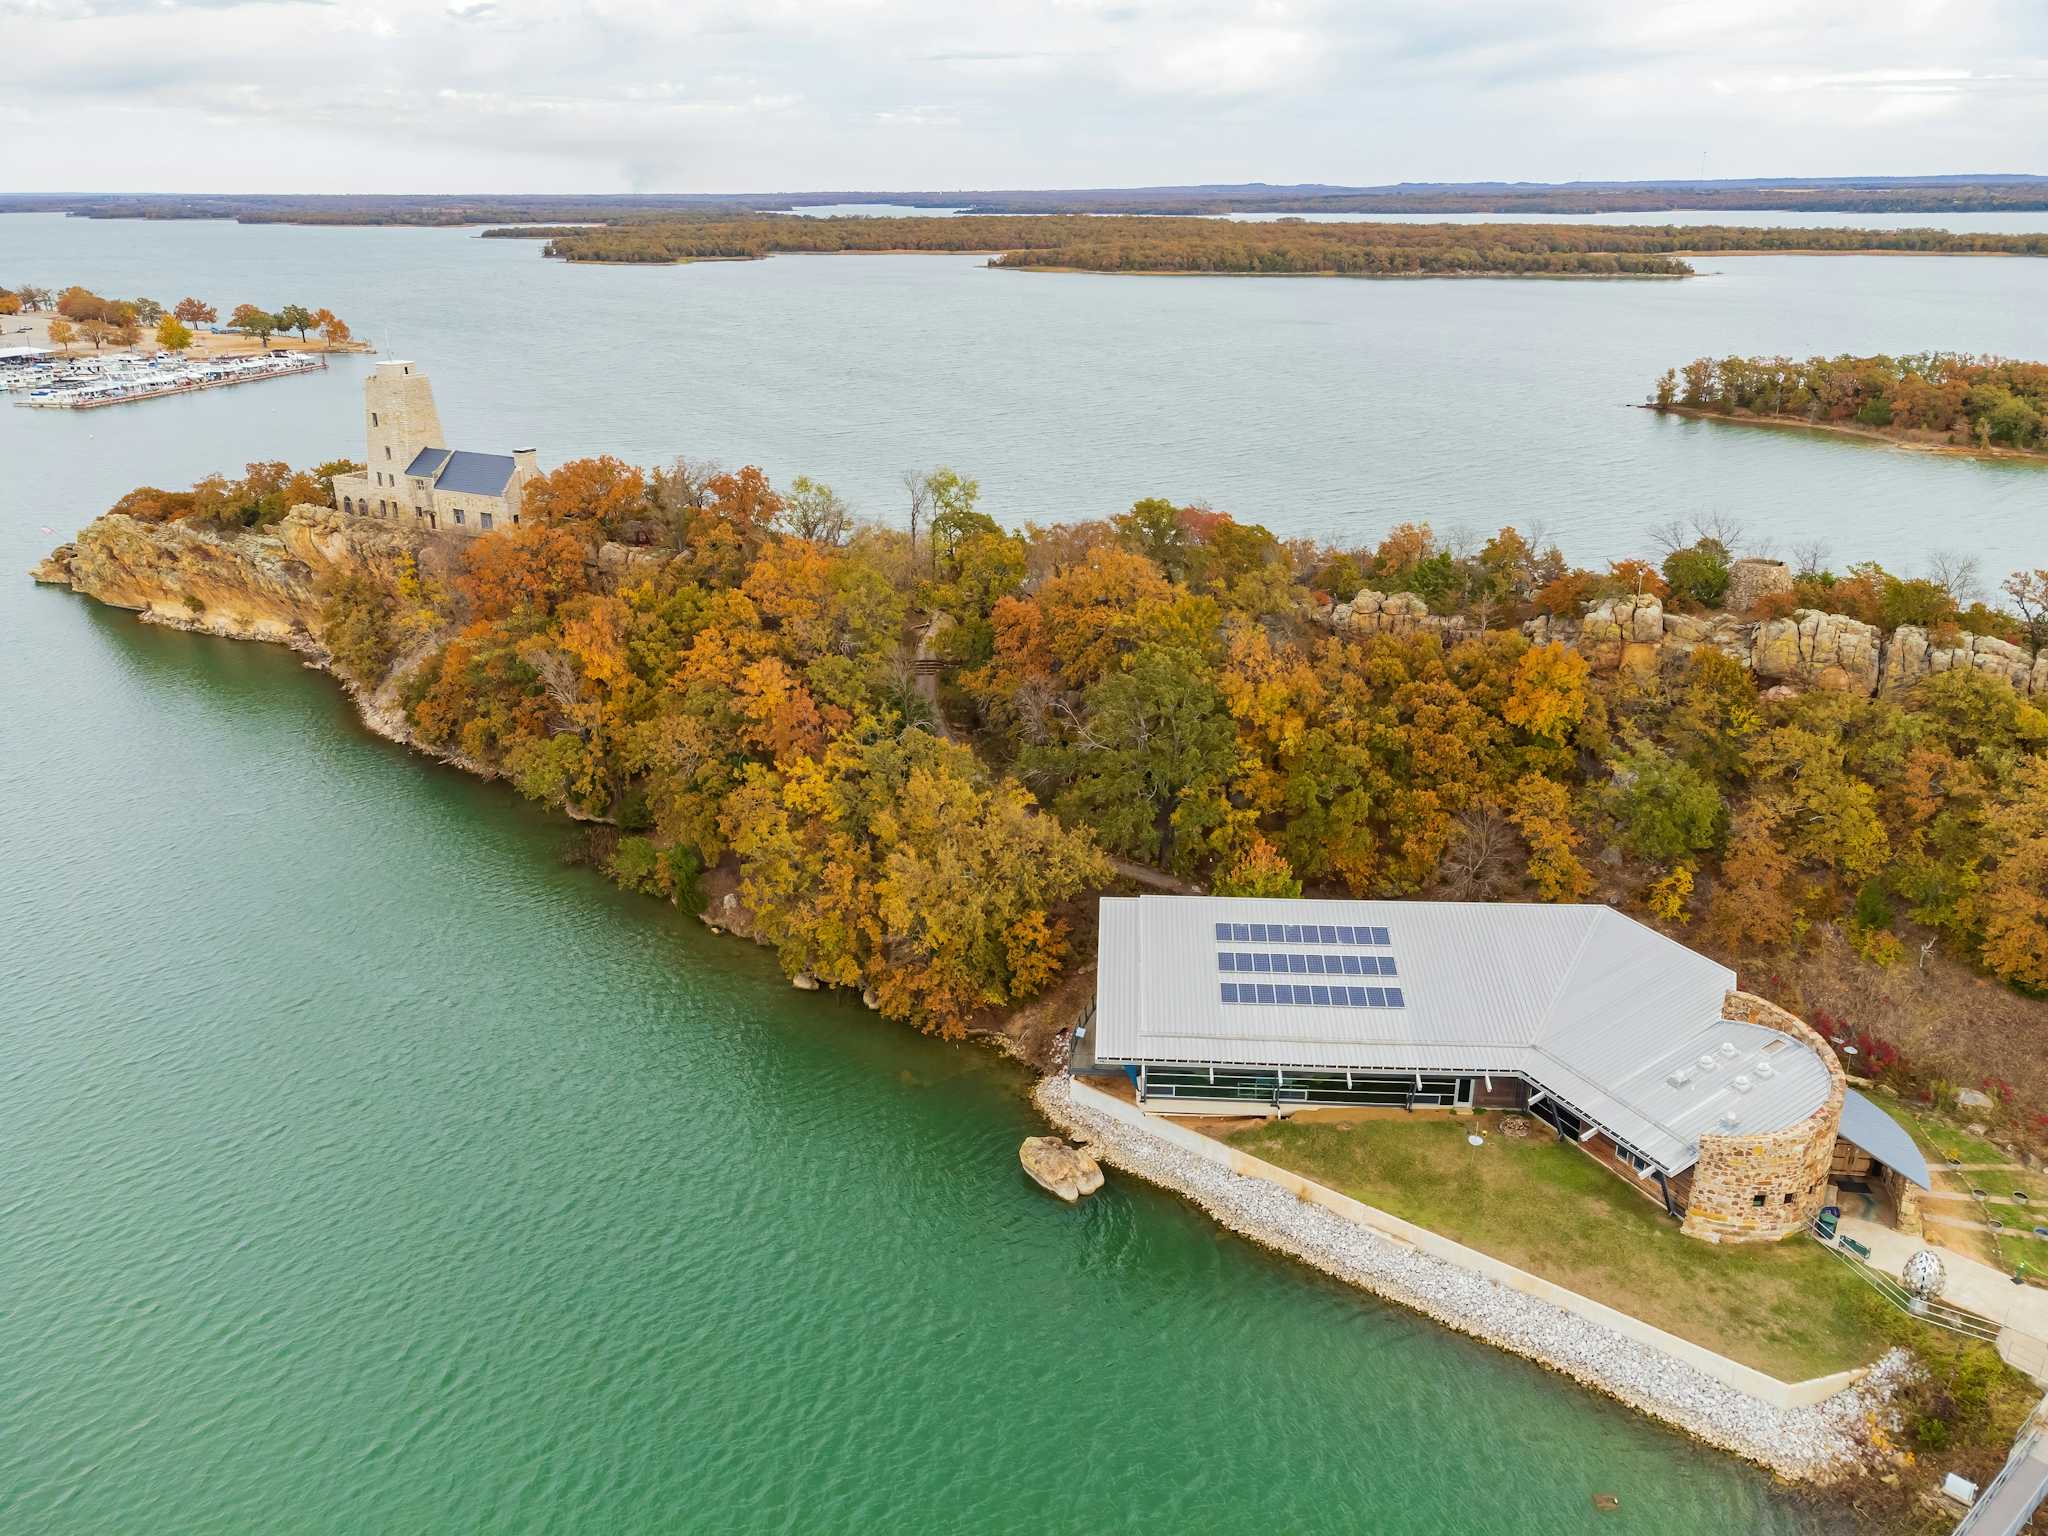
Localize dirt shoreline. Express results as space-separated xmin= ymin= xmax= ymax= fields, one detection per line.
xmin=1643 ymin=402 xmax=2048 ymax=463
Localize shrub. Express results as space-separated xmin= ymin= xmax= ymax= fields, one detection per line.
xmin=1660 ymin=539 xmax=1731 ymax=609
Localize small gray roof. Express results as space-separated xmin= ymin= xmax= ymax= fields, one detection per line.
xmin=435 ymin=450 xmax=516 ymax=496
xmin=403 ymin=446 xmax=515 ymax=496
xmin=1094 ymin=896 xmax=1833 ymax=1173
xmin=1839 ymin=1089 xmax=1932 ymax=1189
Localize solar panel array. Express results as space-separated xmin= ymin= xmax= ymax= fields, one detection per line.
xmin=1212 ymin=917 xmax=1406 ymax=1010
xmin=1218 ymin=951 xmax=1397 ymax=977
xmin=1214 ymin=921 xmax=1390 ymax=946
xmin=1220 ymin=981 xmax=1406 ymax=1009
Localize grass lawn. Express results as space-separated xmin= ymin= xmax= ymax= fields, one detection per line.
xmin=1881 ymin=1099 xmax=2019 ymax=1171
xmin=1225 ymin=1113 xmax=1891 ymax=1381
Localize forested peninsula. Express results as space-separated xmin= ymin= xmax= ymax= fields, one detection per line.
xmin=34 ymin=459 xmax=2048 ymax=1119
xmin=1651 ymin=353 xmax=2048 ymax=456
xmin=484 ymin=216 xmax=2048 ymax=276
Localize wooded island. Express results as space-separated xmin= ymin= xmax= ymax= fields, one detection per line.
xmin=492 ymin=216 xmax=2048 ymax=276
xmin=1651 ymin=353 xmax=2048 ymax=455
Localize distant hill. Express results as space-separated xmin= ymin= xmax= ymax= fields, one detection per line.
xmin=7 ymin=176 xmax=2048 ymax=225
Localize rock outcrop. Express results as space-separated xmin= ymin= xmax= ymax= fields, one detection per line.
xmin=1328 ymin=588 xmax=1471 ymax=644
xmin=34 ymin=505 xmax=672 ymax=648
xmin=1526 ymin=597 xmax=2043 ymax=701
xmin=33 ymin=506 xmax=433 ymax=643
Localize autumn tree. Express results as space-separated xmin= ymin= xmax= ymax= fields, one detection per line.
xmin=783 ymin=475 xmax=849 ymax=545
xmin=520 ymin=455 xmax=649 ymax=540
xmin=1501 ymin=641 xmax=1590 ymax=745
xmin=1709 ymin=807 xmax=1798 ymax=950
xmin=1213 ymin=837 xmax=1303 ymax=898
xmin=174 ymin=297 xmax=217 ymax=325
xmin=1510 ymin=773 xmax=1593 ymax=900
xmin=56 ymin=286 xmax=106 ymax=322
xmin=319 ymin=313 xmax=352 ymax=346
xmin=46 ymin=318 xmax=75 ymax=352
xmin=458 ymin=522 xmax=591 ymax=620
xmin=229 ymin=304 xmax=278 ymax=348
xmin=155 ymin=315 xmax=194 ymax=353
xmin=274 ymin=303 xmax=315 ymax=342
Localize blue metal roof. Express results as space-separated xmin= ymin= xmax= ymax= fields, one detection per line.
xmin=1840 ymin=1089 xmax=1932 ymax=1189
xmin=434 ymin=450 xmax=515 ymax=496
xmin=404 ymin=447 xmax=451 ymax=478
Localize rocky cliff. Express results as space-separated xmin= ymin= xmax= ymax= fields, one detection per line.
xmin=33 ymin=506 xmax=437 ymax=645
xmin=32 ymin=505 xmax=670 ymax=760
xmin=1323 ymin=587 xmax=2045 ymax=700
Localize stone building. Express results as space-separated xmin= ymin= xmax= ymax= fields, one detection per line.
xmin=331 ymin=361 xmax=538 ymax=536
xmin=1082 ymin=895 xmax=1931 ymax=1243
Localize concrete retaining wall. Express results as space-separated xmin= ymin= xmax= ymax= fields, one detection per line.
xmin=1071 ymin=1078 xmax=1865 ymax=1411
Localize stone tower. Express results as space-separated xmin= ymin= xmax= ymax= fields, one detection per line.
xmin=363 ymin=361 xmax=445 ymax=479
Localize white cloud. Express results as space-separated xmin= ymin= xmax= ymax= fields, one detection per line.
xmin=2 ymin=0 xmax=2045 ymax=190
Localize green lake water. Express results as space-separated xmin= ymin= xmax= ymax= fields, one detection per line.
xmin=3 ymin=212 xmax=2000 ymax=1531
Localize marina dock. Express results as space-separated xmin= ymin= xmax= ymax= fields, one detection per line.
xmin=5 ymin=351 xmax=326 ymax=410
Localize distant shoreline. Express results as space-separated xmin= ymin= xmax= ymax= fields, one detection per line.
xmin=555 ymin=250 xmax=1691 ymax=280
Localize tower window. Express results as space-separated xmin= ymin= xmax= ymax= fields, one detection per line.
xmin=385 ymin=446 xmax=392 ymax=459
xmin=480 ymin=512 xmax=493 ymax=531
xmin=371 ymin=411 xmax=379 ymax=426
xmin=453 ymin=508 xmax=465 ymax=525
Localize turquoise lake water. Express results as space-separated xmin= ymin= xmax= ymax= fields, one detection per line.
xmin=6 ymin=209 xmax=2027 ymax=1531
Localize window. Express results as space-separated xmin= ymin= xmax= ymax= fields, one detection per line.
xmin=371 ymin=411 xmax=378 ymax=426
xmin=453 ymin=508 xmax=465 ymax=525
xmin=480 ymin=512 xmax=493 ymax=531
xmin=385 ymin=445 xmax=392 ymax=459
xmin=511 ymin=514 xmax=520 ymax=525
xmin=1751 ymin=1193 xmax=1766 ymax=1208
xmin=1783 ymin=1193 xmax=1796 ymax=1205
xmin=378 ymin=499 xmax=386 ymax=513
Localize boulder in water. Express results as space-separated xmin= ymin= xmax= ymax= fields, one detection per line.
xmin=1020 ymin=1136 xmax=1104 ymax=1201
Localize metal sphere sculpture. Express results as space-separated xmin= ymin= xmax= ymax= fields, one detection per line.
xmin=1902 ymin=1249 xmax=1948 ymax=1302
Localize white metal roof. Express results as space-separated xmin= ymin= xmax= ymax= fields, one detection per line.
xmin=1092 ymin=896 xmax=1833 ymax=1174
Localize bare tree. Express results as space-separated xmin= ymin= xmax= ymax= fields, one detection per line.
xmin=1925 ymin=549 xmax=1983 ymax=606
xmin=1438 ymin=807 xmax=1515 ymax=900
xmin=1791 ymin=539 xmax=1830 ymax=581
xmin=901 ymin=468 xmax=932 ymax=556
xmin=647 ymin=455 xmax=719 ymax=551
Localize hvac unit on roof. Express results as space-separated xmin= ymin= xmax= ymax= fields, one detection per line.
xmin=1697 ymin=1054 xmax=1718 ymax=1071
xmin=1666 ymin=1068 xmax=1693 ymax=1089
xmin=1719 ymin=1110 xmax=1740 ymax=1129
xmin=1733 ymin=1074 xmax=1754 ymax=1093
xmin=1718 ymin=1042 xmax=1739 ymax=1058
xmin=1753 ymin=1060 xmax=1776 ymax=1079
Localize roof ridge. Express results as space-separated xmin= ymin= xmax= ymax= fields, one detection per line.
xmin=1529 ymin=907 xmax=1601 ymax=1043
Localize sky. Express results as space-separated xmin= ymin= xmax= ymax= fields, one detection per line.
xmin=3 ymin=0 xmax=2046 ymax=193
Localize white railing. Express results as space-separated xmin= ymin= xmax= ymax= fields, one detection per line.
xmin=1809 ymin=1221 xmax=2004 ymax=1345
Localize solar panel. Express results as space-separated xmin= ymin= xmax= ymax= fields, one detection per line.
xmin=1214 ymin=977 xmax=1409 ymax=1009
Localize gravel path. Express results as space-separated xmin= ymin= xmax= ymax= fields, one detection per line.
xmin=1035 ymin=1073 xmax=1905 ymax=1482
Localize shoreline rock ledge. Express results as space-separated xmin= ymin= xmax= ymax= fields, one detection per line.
xmin=1019 ymin=1136 xmax=1105 ymax=1201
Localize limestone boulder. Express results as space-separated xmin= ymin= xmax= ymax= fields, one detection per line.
xmin=594 ymin=541 xmax=667 ymax=589
xmin=1350 ymin=588 xmax=1386 ymax=616
xmin=1019 ymin=1136 xmax=1105 ymax=1201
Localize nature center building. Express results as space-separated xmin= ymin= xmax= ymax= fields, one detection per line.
xmin=1085 ymin=897 xmax=1931 ymax=1243
xmin=331 ymin=361 xmax=538 ymax=535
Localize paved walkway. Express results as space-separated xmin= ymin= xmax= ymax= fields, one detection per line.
xmin=1839 ymin=1216 xmax=2048 ymax=1380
